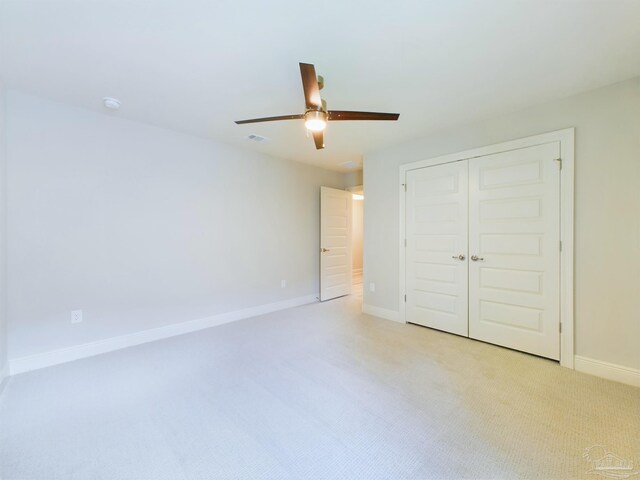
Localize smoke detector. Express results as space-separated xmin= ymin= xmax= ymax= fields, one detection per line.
xmin=103 ymin=97 xmax=121 ymax=110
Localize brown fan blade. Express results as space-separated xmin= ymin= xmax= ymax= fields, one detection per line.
xmin=328 ymin=111 xmax=399 ymax=121
xmin=299 ymin=63 xmax=322 ymax=110
xmin=312 ymin=130 xmax=324 ymax=150
xmin=235 ymin=114 xmax=303 ymax=125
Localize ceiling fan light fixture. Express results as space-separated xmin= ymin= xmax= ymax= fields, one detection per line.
xmin=234 ymin=62 xmax=399 ymax=150
xmin=304 ymin=110 xmax=327 ymax=132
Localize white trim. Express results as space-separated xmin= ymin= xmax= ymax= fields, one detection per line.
xmin=399 ymin=128 xmax=575 ymax=367
xmin=363 ymin=304 xmax=402 ymax=323
xmin=346 ymin=184 xmax=364 ymax=194
xmin=9 ymin=295 xmax=318 ymax=375
xmin=575 ymin=356 xmax=640 ymax=388
xmin=558 ymin=131 xmax=575 ymax=368
xmin=399 ymin=166 xmax=407 ymax=325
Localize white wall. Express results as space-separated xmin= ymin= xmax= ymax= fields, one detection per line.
xmin=364 ymin=77 xmax=640 ymax=371
xmin=344 ymin=171 xmax=363 ymax=188
xmin=351 ymin=198 xmax=363 ymax=272
xmin=0 ymin=83 xmax=8 ymax=390
xmin=6 ymin=91 xmax=347 ymax=360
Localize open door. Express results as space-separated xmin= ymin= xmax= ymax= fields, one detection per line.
xmin=320 ymin=186 xmax=352 ymax=301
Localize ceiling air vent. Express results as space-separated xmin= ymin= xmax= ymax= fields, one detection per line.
xmin=247 ymin=134 xmax=268 ymax=143
xmin=339 ymin=160 xmax=359 ymax=169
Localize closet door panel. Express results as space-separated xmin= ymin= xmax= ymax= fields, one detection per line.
xmin=468 ymin=142 xmax=561 ymax=360
xmin=406 ymin=161 xmax=469 ymax=336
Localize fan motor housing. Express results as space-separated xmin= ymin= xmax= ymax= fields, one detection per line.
xmin=304 ymin=110 xmax=327 ymax=131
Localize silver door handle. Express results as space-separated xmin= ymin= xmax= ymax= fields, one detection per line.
xmin=471 ymin=255 xmax=484 ymax=262
xmin=321 ymin=248 xmax=330 ymax=253
xmin=451 ymin=254 xmax=465 ymax=260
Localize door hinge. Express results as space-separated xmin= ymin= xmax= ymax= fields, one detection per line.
xmin=554 ymin=158 xmax=562 ymax=170
xmin=559 ymin=240 xmax=562 ymax=252
xmin=402 ymin=183 xmax=407 ymax=192
xmin=404 ymin=238 xmax=407 ymax=247
xmin=559 ymin=323 xmax=562 ymax=334
xmin=404 ymin=294 xmax=407 ymax=302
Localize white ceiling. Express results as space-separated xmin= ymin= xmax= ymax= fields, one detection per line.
xmin=1 ymin=0 xmax=640 ymax=172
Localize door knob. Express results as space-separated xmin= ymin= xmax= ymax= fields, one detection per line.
xmin=321 ymin=248 xmax=330 ymax=253
xmin=470 ymin=255 xmax=484 ymax=262
xmin=451 ymin=254 xmax=465 ymax=260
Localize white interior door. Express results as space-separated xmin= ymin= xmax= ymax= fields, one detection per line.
xmin=468 ymin=142 xmax=561 ymax=359
xmin=405 ymin=162 xmax=469 ymax=336
xmin=320 ymin=186 xmax=352 ymax=301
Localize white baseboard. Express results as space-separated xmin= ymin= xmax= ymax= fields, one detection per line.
xmin=362 ymin=304 xmax=403 ymax=323
xmin=9 ymin=294 xmax=318 ymax=375
xmin=574 ymin=355 xmax=640 ymax=388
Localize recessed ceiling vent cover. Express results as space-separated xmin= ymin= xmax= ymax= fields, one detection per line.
xmin=339 ymin=160 xmax=359 ymax=169
xmin=247 ymin=134 xmax=268 ymax=143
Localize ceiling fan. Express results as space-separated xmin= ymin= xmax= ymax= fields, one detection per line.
xmin=235 ymin=63 xmax=400 ymax=150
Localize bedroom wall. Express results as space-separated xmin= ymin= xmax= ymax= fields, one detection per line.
xmin=6 ymin=91 xmax=347 ymax=362
xmin=344 ymin=170 xmax=363 ymax=188
xmin=0 ymin=83 xmax=8 ymax=391
xmin=363 ymin=77 xmax=640 ymax=372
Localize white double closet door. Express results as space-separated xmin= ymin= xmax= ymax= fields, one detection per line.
xmin=406 ymin=142 xmax=561 ymax=360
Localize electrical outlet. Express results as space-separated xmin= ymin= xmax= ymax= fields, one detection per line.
xmin=280 ymin=280 xmax=287 ymax=288
xmin=71 ymin=310 xmax=83 ymax=324
xmin=369 ymin=282 xmax=376 ymax=292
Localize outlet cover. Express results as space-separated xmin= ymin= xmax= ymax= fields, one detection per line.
xmin=71 ymin=310 xmax=83 ymax=324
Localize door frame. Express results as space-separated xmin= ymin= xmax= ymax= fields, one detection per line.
xmin=398 ymin=128 xmax=575 ymax=368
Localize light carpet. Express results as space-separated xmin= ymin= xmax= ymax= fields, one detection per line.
xmin=1 ymin=287 xmax=638 ymax=479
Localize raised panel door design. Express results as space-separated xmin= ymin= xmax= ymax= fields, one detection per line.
xmin=406 ymin=162 xmax=468 ymax=336
xmin=468 ymin=142 xmax=561 ymax=360
xmin=320 ymin=187 xmax=352 ymax=301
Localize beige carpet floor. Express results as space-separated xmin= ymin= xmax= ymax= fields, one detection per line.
xmin=0 ymin=285 xmax=638 ymax=479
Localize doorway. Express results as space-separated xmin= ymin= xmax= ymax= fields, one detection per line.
xmin=350 ymin=185 xmax=364 ymax=290
xmin=399 ymin=129 xmax=575 ymax=367
xmin=319 ymin=185 xmax=364 ymax=302
xmin=405 ymin=144 xmax=560 ymax=359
